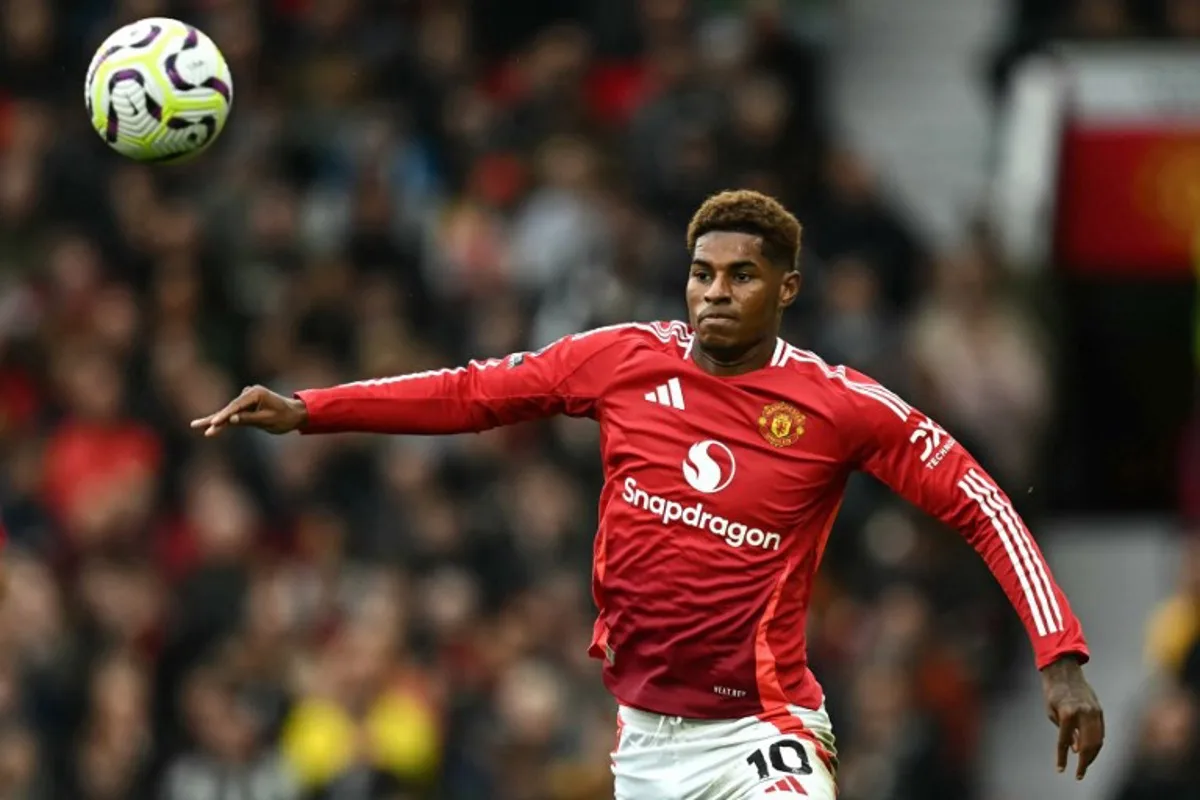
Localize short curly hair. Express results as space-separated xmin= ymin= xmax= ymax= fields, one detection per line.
xmin=686 ymin=190 xmax=802 ymax=272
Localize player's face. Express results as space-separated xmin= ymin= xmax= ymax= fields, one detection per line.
xmin=687 ymin=231 xmax=799 ymax=360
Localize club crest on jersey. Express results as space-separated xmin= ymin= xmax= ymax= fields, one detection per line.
xmin=758 ymin=402 xmax=805 ymax=447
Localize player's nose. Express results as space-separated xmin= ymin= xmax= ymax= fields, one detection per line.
xmin=703 ymin=273 xmax=733 ymax=302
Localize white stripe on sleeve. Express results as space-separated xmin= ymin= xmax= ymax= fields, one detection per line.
xmin=958 ymin=477 xmax=1049 ymax=637
xmin=966 ymin=469 xmax=1064 ymax=631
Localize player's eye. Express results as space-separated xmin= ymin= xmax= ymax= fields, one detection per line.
xmin=734 ymin=272 xmax=754 ymax=283
xmin=691 ymin=270 xmax=711 ymax=281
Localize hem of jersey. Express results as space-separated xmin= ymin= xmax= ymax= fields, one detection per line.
xmin=603 ymin=684 xmax=828 ymax=722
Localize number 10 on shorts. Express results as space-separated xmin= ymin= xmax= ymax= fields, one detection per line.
xmin=747 ymin=739 xmax=812 ymax=794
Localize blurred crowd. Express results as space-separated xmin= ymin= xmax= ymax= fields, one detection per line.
xmin=0 ymin=0 xmax=1115 ymax=799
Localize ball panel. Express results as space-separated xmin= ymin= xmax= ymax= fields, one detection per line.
xmin=84 ymin=17 xmax=232 ymax=162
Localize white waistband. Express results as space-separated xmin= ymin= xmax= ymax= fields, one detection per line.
xmin=617 ymin=702 xmax=830 ymax=732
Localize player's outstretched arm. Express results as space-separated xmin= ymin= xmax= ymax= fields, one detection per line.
xmin=840 ymin=370 xmax=1103 ymax=778
xmin=191 ymin=385 xmax=307 ymax=437
xmin=191 ymin=327 xmax=628 ymax=438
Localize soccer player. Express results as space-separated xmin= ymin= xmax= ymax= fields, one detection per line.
xmin=193 ymin=190 xmax=1104 ymax=799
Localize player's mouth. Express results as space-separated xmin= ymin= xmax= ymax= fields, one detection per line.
xmin=699 ymin=310 xmax=738 ymax=324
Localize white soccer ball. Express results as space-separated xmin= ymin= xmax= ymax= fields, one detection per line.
xmin=85 ymin=17 xmax=233 ymax=163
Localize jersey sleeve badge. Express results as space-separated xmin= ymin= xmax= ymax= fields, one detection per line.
xmin=758 ymin=402 xmax=806 ymax=447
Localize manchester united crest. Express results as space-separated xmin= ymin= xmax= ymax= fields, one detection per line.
xmin=758 ymin=402 xmax=805 ymax=447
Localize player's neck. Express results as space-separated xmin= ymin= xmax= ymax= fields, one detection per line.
xmin=691 ymin=337 xmax=776 ymax=377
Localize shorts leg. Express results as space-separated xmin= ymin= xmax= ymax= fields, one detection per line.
xmin=612 ymin=708 xmax=683 ymax=800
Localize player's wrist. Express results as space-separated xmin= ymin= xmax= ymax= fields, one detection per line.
xmin=1040 ymin=653 xmax=1084 ymax=679
xmin=287 ymin=396 xmax=309 ymax=429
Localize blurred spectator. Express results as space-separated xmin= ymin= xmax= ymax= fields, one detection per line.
xmin=908 ymin=242 xmax=1051 ymax=487
xmin=1163 ymin=0 xmax=1200 ymax=36
xmin=160 ymin=662 xmax=298 ymax=800
xmin=0 ymin=721 xmax=43 ymax=797
xmin=280 ymin=615 xmax=441 ymax=797
xmin=1109 ymin=687 xmax=1200 ymax=800
xmin=811 ymin=255 xmax=902 ymax=388
xmin=804 ymin=149 xmax=924 ymax=315
xmin=67 ymin=650 xmax=155 ymax=798
xmin=42 ymin=345 xmax=161 ymax=556
xmin=838 ymin=660 xmax=964 ymax=800
xmin=1146 ymin=535 xmax=1200 ymax=681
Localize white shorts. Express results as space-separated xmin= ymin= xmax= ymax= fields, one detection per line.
xmin=612 ymin=704 xmax=838 ymax=799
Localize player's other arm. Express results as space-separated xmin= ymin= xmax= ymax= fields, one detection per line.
xmin=191 ymin=328 xmax=624 ymax=437
xmin=840 ymin=370 xmax=1103 ymax=779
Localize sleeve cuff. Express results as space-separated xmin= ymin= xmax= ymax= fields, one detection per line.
xmin=1036 ymin=647 xmax=1090 ymax=670
xmin=293 ymin=390 xmax=323 ymax=434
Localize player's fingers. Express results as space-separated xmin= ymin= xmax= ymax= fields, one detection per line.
xmin=204 ymin=407 xmax=281 ymax=437
xmin=1055 ymin=711 xmax=1076 ymax=773
xmin=194 ymin=388 xmax=262 ymax=430
xmin=230 ymin=408 xmax=276 ymax=426
xmin=202 ymin=410 xmax=253 ymax=436
xmin=190 ymin=407 xmax=233 ymax=428
xmin=195 ymin=404 xmax=247 ymax=435
xmin=198 ymin=404 xmax=245 ymax=430
xmin=193 ymin=408 xmax=234 ymax=431
xmin=1075 ymin=712 xmax=1104 ymax=780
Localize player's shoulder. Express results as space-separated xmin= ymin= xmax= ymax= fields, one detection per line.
xmin=768 ymin=340 xmax=860 ymax=386
xmin=564 ymin=320 xmax=693 ymax=356
xmin=770 ymin=340 xmax=912 ymax=421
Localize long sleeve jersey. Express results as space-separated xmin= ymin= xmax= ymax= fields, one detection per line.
xmin=297 ymin=321 xmax=1089 ymax=720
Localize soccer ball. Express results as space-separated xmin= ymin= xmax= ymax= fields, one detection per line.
xmin=85 ymin=18 xmax=233 ymax=163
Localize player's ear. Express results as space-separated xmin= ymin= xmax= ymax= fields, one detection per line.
xmin=779 ymin=270 xmax=801 ymax=309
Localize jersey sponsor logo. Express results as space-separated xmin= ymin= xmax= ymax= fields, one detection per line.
xmin=682 ymin=440 xmax=735 ymax=493
xmin=910 ymin=416 xmax=954 ymax=469
xmin=758 ymin=402 xmax=806 ymax=447
xmin=621 ymin=477 xmax=781 ymax=551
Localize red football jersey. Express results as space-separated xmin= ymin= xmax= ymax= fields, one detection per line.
xmin=297 ymin=321 xmax=1089 ymax=719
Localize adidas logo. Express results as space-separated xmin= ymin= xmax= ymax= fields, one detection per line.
xmin=644 ymin=377 xmax=685 ymax=410
xmin=764 ymin=776 xmax=807 ymax=794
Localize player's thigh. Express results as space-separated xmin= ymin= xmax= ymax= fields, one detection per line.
xmin=729 ymin=734 xmax=836 ymax=800
xmin=612 ymin=723 xmax=674 ymax=800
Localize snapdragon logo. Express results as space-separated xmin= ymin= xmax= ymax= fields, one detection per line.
xmin=682 ymin=440 xmax=735 ymax=494
xmin=621 ymin=477 xmax=781 ymax=551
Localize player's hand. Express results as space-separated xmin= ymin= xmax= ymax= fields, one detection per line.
xmin=190 ymin=385 xmax=308 ymax=437
xmin=1040 ymin=654 xmax=1104 ymax=780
